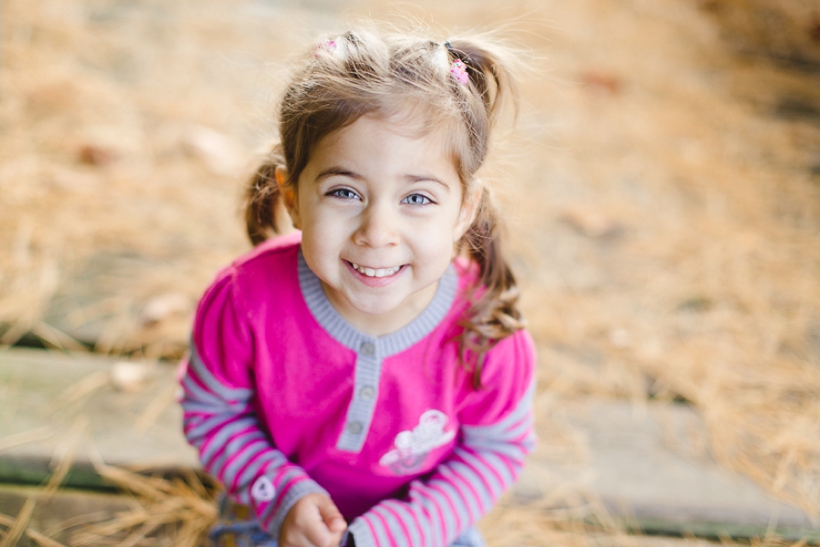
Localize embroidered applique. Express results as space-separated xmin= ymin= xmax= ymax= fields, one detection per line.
xmin=251 ymin=476 xmax=276 ymax=502
xmin=379 ymin=410 xmax=456 ymax=474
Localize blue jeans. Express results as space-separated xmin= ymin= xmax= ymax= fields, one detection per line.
xmin=210 ymin=522 xmax=486 ymax=547
xmin=209 ymin=496 xmax=487 ymax=547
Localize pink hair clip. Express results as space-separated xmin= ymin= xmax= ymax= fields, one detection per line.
xmin=314 ymin=39 xmax=337 ymax=58
xmin=449 ymin=59 xmax=469 ymax=85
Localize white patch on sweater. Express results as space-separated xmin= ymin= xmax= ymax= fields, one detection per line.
xmin=251 ymin=476 xmax=276 ymax=502
xmin=380 ymin=410 xmax=455 ymax=474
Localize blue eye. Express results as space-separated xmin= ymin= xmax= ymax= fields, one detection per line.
xmin=402 ymin=194 xmax=432 ymax=206
xmin=328 ymin=188 xmax=361 ymax=200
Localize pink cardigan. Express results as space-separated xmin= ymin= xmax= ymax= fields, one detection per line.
xmin=180 ymin=233 xmax=536 ymax=547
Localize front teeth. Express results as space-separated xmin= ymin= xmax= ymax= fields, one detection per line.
xmin=351 ymin=263 xmax=401 ymax=278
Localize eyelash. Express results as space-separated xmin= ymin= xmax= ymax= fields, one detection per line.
xmin=402 ymin=194 xmax=432 ymax=206
xmin=327 ymin=188 xmax=361 ymax=200
xmin=326 ymin=189 xmax=434 ymax=206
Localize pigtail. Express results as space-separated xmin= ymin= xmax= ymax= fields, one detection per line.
xmin=445 ymin=39 xmax=525 ymax=388
xmin=445 ymin=39 xmax=518 ymax=125
xmin=244 ymin=145 xmax=286 ymax=245
xmin=458 ymin=187 xmax=525 ymax=389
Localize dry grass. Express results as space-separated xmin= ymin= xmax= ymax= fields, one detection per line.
xmin=700 ymin=0 xmax=820 ymax=67
xmin=1 ymin=0 xmax=819 ymax=544
xmin=494 ymin=0 xmax=820 ymax=521
xmin=66 ymin=466 xmax=217 ymax=547
xmin=478 ymin=495 xmax=819 ymax=547
xmin=0 ymin=391 xmax=217 ymax=547
xmin=0 ymin=466 xmax=217 ymax=547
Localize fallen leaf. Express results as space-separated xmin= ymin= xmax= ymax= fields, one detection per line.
xmin=579 ymin=71 xmax=622 ymax=94
xmin=78 ymin=144 xmax=119 ymax=166
xmin=110 ymin=361 xmax=152 ymax=393
xmin=561 ymin=205 xmax=622 ymax=238
xmin=141 ymin=292 xmax=191 ymax=326
xmin=182 ymin=125 xmax=244 ymax=176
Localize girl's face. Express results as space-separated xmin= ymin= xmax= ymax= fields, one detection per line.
xmin=278 ymin=114 xmax=476 ymax=336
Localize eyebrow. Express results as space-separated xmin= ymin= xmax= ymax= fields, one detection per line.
xmin=407 ymin=174 xmax=450 ymax=192
xmin=315 ymin=168 xmax=363 ymax=182
xmin=315 ymin=167 xmax=450 ymax=192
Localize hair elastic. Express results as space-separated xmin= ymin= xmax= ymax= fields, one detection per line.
xmin=444 ymin=41 xmax=469 ymax=85
xmin=450 ymin=59 xmax=469 ymax=85
xmin=314 ymin=39 xmax=337 ymax=57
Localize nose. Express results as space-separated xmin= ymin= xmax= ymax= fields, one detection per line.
xmin=353 ymin=200 xmax=399 ymax=248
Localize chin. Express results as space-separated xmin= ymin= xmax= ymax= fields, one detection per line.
xmin=349 ymin=296 xmax=405 ymax=317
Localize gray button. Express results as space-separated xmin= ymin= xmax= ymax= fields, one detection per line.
xmin=360 ymin=342 xmax=375 ymax=356
xmin=359 ymin=385 xmax=375 ymax=400
xmin=347 ymin=421 xmax=363 ymax=435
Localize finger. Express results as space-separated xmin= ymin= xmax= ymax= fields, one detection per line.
xmin=281 ymin=503 xmax=324 ymax=547
xmin=279 ymin=528 xmax=308 ymax=547
xmin=285 ymin=529 xmax=328 ymax=547
xmin=302 ymin=520 xmax=337 ymax=547
xmin=317 ymin=498 xmax=347 ymax=532
xmin=326 ymin=514 xmax=346 ymax=533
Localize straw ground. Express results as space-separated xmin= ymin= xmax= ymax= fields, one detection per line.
xmin=0 ymin=0 xmax=818 ymax=544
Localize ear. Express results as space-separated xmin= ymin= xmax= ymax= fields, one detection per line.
xmin=454 ymin=184 xmax=482 ymax=242
xmin=275 ymin=166 xmax=301 ymax=230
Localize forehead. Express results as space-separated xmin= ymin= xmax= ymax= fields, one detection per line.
xmin=310 ymin=112 xmax=460 ymax=173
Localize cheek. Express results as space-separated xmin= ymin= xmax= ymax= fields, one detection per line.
xmin=298 ymin=197 xmax=329 ymax=235
xmin=416 ymin=207 xmax=463 ymax=241
xmin=414 ymin=225 xmax=459 ymax=265
xmin=301 ymin=236 xmax=342 ymax=285
xmin=442 ymin=205 xmax=470 ymax=242
xmin=303 ymin=211 xmax=350 ymax=260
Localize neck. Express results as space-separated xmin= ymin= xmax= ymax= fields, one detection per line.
xmin=321 ymin=281 xmax=439 ymax=337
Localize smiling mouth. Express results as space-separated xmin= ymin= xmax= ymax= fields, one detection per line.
xmin=348 ymin=262 xmax=403 ymax=278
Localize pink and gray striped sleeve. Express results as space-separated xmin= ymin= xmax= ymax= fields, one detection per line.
xmin=347 ymin=330 xmax=537 ymax=547
xmin=179 ymin=273 xmax=327 ymax=540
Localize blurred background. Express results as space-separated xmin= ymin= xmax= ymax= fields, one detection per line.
xmin=0 ymin=0 xmax=819 ymax=545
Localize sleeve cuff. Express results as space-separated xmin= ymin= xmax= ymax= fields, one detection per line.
xmin=347 ymin=518 xmax=377 ymax=547
xmin=261 ymin=478 xmax=329 ymax=541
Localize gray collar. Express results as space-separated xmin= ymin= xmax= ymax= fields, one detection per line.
xmin=297 ymin=248 xmax=458 ymax=359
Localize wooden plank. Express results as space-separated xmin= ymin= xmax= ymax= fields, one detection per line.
xmin=0 ymin=483 xmax=134 ymax=547
xmin=513 ymin=399 xmax=819 ymax=541
xmin=1 ymin=348 xmax=818 ymax=541
xmin=0 ymin=348 xmax=199 ymax=489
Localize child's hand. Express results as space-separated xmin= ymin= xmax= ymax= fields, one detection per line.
xmin=279 ymin=492 xmax=347 ymax=547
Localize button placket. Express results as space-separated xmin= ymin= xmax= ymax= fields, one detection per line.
xmin=336 ymin=338 xmax=382 ymax=452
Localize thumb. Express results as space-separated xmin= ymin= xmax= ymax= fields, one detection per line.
xmin=316 ymin=496 xmax=346 ymax=532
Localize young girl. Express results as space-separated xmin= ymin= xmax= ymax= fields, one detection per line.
xmin=180 ymin=26 xmax=536 ymax=547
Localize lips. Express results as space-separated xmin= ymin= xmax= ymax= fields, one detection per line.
xmin=349 ymin=262 xmax=402 ymax=278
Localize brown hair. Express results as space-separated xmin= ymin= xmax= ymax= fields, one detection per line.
xmin=245 ymin=26 xmax=525 ymax=388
